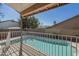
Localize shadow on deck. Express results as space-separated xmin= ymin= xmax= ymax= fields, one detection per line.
xmin=0 ymin=44 xmax=47 ymax=56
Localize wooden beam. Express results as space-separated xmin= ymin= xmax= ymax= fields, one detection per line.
xmin=21 ymin=3 xmax=68 ymax=17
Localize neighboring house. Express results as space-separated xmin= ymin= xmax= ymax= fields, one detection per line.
xmin=47 ymin=15 xmax=79 ymax=29
xmin=0 ymin=20 xmax=19 ymax=29
xmin=45 ymin=15 xmax=79 ymax=36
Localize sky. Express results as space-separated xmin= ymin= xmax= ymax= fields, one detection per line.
xmin=0 ymin=3 xmax=79 ymax=26
xmin=0 ymin=3 xmax=20 ymax=21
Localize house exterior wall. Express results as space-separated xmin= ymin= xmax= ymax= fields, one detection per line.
xmin=0 ymin=21 xmax=19 ymax=29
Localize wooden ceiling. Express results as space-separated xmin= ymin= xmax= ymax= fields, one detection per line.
xmin=7 ymin=3 xmax=68 ymax=17
xmin=21 ymin=3 xmax=68 ymax=17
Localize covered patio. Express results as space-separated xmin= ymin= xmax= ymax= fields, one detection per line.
xmin=0 ymin=3 xmax=79 ymax=56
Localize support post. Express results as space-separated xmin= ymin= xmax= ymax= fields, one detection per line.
xmin=19 ymin=15 xmax=23 ymax=56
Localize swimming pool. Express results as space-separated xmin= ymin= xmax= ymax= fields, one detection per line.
xmin=23 ymin=35 xmax=76 ymax=56
xmin=0 ymin=35 xmax=76 ymax=56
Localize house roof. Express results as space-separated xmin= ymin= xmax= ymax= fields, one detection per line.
xmin=0 ymin=20 xmax=18 ymax=23
xmin=47 ymin=15 xmax=79 ymax=29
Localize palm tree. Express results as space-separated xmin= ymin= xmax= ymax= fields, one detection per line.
xmin=53 ymin=20 xmax=56 ymax=25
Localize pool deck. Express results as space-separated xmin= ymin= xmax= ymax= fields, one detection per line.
xmin=72 ymin=42 xmax=79 ymax=56
xmin=0 ymin=37 xmax=21 ymax=44
xmin=0 ymin=43 xmax=47 ymax=56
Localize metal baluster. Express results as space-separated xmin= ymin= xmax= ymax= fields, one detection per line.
xmin=4 ymin=32 xmax=5 ymax=40
xmin=45 ymin=33 xmax=48 ymax=55
xmin=0 ymin=32 xmax=1 ymax=40
xmin=1 ymin=32 xmax=2 ymax=40
xmin=62 ymin=36 xmax=63 ymax=56
xmin=5 ymin=32 xmax=6 ymax=39
xmin=11 ymin=31 xmax=12 ymax=38
xmin=48 ymin=34 xmax=50 ymax=56
xmin=51 ymin=34 xmax=53 ymax=56
xmin=15 ymin=31 xmax=16 ymax=37
xmin=4 ymin=32 xmax=6 ymax=39
xmin=71 ymin=37 xmax=72 ymax=56
xmin=4 ymin=32 xmax=5 ymax=39
xmin=43 ymin=33 xmax=45 ymax=52
xmin=43 ymin=33 xmax=45 ymax=54
xmin=41 ymin=33 xmax=43 ymax=52
xmin=40 ymin=35 xmax=43 ymax=51
xmin=49 ymin=34 xmax=51 ymax=56
xmin=47 ymin=34 xmax=49 ymax=55
xmin=13 ymin=31 xmax=15 ymax=37
xmin=44 ymin=34 xmax=45 ymax=54
xmin=66 ymin=35 xmax=67 ymax=56
xmin=41 ymin=33 xmax=42 ymax=52
xmin=2 ymin=32 xmax=3 ymax=40
xmin=12 ymin=31 xmax=14 ymax=37
xmin=76 ymin=37 xmax=77 ymax=56
xmin=3 ymin=32 xmax=4 ymax=40
xmin=16 ymin=31 xmax=17 ymax=36
xmin=12 ymin=31 xmax=13 ymax=38
xmin=13 ymin=31 xmax=14 ymax=37
xmin=55 ymin=35 xmax=56 ymax=56
xmin=58 ymin=35 xmax=59 ymax=56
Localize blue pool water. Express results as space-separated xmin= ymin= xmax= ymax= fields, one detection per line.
xmin=23 ymin=36 xmax=76 ymax=56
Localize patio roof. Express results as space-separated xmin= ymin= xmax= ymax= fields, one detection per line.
xmin=6 ymin=3 xmax=68 ymax=17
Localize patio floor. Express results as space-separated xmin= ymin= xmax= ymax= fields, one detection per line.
xmin=0 ymin=44 xmax=47 ymax=56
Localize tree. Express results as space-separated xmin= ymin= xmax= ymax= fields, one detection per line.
xmin=18 ymin=16 xmax=40 ymax=29
xmin=26 ymin=16 xmax=40 ymax=28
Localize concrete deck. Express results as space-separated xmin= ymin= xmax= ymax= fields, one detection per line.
xmin=72 ymin=42 xmax=79 ymax=56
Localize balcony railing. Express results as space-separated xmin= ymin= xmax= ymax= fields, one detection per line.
xmin=0 ymin=31 xmax=79 ymax=56
xmin=0 ymin=31 xmax=21 ymax=40
xmin=23 ymin=31 xmax=79 ymax=56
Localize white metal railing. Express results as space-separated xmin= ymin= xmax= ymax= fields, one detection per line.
xmin=23 ymin=31 xmax=79 ymax=56
xmin=0 ymin=31 xmax=21 ymax=55
xmin=0 ymin=31 xmax=79 ymax=56
xmin=0 ymin=31 xmax=21 ymax=40
xmin=0 ymin=32 xmax=8 ymax=40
